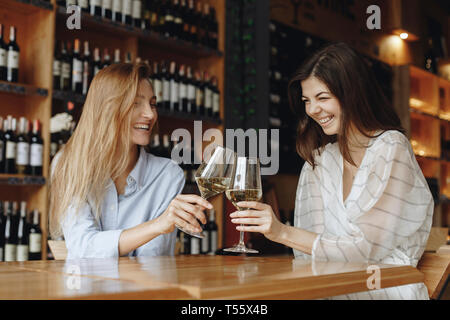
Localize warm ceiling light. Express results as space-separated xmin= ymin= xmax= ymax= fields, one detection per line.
xmin=400 ymin=33 xmax=409 ymax=40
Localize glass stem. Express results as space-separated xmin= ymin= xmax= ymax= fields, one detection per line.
xmin=238 ymin=227 xmax=245 ymax=247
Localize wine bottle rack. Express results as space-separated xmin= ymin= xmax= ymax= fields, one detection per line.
xmin=0 ymin=0 xmax=226 ymax=260
xmin=52 ymin=90 xmax=222 ymax=124
xmin=55 ymin=6 xmax=223 ymax=59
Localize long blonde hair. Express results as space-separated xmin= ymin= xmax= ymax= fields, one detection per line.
xmin=49 ymin=62 xmax=152 ymax=239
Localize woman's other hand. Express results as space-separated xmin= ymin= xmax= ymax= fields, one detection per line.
xmin=156 ymin=194 xmax=213 ymax=234
xmin=230 ymin=201 xmax=283 ymax=242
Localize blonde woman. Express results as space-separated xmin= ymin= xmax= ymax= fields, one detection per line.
xmin=50 ymin=63 xmax=212 ymax=259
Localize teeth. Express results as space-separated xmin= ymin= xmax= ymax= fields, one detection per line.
xmin=319 ymin=116 xmax=333 ymax=124
xmin=134 ymin=124 xmax=149 ymax=130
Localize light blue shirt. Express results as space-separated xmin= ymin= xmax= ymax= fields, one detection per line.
xmin=57 ymin=147 xmax=185 ymax=259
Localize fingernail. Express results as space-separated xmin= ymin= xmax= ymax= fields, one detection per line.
xmin=231 ymin=219 xmax=236 ymax=223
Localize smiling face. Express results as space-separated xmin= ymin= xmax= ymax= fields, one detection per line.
xmin=301 ymin=76 xmax=341 ymax=136
xmin=130 ymin=79 xmax=158 ymax=146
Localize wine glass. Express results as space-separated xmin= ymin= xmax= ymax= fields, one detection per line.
xmin=176 ymin=146 xmax=236 ymax=238
xmin=224 ymin=157 xmax=262 ymax=254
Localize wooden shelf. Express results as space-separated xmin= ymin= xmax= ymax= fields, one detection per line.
xmin=0 ymin=0 xmax=53 ymax=13
xmin=55 ymin=6 xmax=223 ymax=59
xmin=0 ymin=174 xmax=46 ymax=186
xmin=0 ymin=80 xmax=48 ymax=97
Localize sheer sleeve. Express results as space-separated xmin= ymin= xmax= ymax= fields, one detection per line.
xmin=311 ymin=135 xmax=433 ymax=263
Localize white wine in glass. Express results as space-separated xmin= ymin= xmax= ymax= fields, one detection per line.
xmin=176 ymin=146 xmax=236 ymax=238
xmin=224 ymin=157 xmax=262 ymax=254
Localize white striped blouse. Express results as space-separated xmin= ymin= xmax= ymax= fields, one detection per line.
xmin=293 ymin=130 xmax=433 ymax=300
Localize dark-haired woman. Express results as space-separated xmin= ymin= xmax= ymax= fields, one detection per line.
xmin=230 ymin=43 xmax=433 ymax=299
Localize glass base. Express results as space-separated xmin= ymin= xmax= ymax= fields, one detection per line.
xmin=223 ymin=244 xmax=258 ymax=254
xmin=176 ymin=225 xmax=205 ymax=239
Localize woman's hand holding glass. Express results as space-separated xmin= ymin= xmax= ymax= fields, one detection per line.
xmin=156 ymin=194 xmax=213 ymax=235
xmin=230 ymin=201 xmax=283 ymax=242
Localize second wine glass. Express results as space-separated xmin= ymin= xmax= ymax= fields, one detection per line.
xmin=224 ymin=157 xmax=262 ymax=254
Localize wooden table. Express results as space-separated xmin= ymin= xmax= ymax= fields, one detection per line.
xmin=0 ymin=255 xmax=424 ymax=299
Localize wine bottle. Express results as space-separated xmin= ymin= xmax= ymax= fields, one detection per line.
xmin=132 ymin=0 xmax=142 ymax=28
xmin=50 ymin=132 xmax=59 ymax=160
xmin=182 ymin=232 xmax=190 ymax=255
xmin=207 ymin=209 xmax=218 ymax=255
xmin=0 ymin=201 xmax=4 ymax=261
xmin=16 ymin=117 xmax=30 ymax=175
xmin=157 ymin=0 xmax=167 ymax=36
xmin=164 ymin=0 xmax=175 ymax=38
xmin=29 ymin=120 xmax=43 ymax=176
xmin=61 ymin=41 xmax=71 ymax=91
xmin=123 ymin=0 xmax=133 ymax=25
xmin=102 ymin=0 xmax=112 ymax=19
xmin=148 ymin=0 xmax=159 ymax=32
xmin=195 ymin=2 xmax=204 ymax=45
xmin=113 ymin=48 xmax=121 ymax=64
xmin=188 ymin=0 xmax=197 ymax=44
xmin=211 ymin=76 xmax=220 ymax=119
xmin=161 ymin=61 xmax=170 ymax=110
xmin=186 ymin=66 xmax=196 ymax=114
xmin=209 ymin=7 xmax=218 ymax=50
xmin=112 ymin=0 xmax=122 ymax=22
xmin=93 ymin=47 xmax=102 ymax=76
xmin=53 ymin=41 xmax=62 ymax=90
xmin=190 ymin=234 xmax=200 ymax=255
xmin=169 ymin=61 xmax=179 ymax=112
xmin=28 ymin=209 xmax=42 ymax=260
xmin=162 ymin=134 xmax=171 ymax=158
xmin=149 ymin=133 xmax=161 ymax=156
xmin=82 ymin=41 xmax=91 ymax=95
xmin=203 ymin=71 xmax=213 ymax=117
xmin=425 ymin=38 xmax=438 ymax=74
xmin=201 ymin=3 xmax=210 ymax=47
xmin=6 ymin=26 xmax=19 ymax=83
xmin=142 ymin=6 xmax=151 ymax=30
xmin=72 ymin=39 xmax=83 ymax=93
xmin=180 ymin=0 xmax=190 ymax=41
xmin=124 ymin=51 xmax=132 ymax=63
xmin=195 ymin=70 xmax=204 ymax=116
xmin=16 ymin=201 xmax=29 ymax=262
xmin=0 ymin=24 xmax=7 ymax=81
xmin=178 ymin=64 xmax=188 ymax=113
xmin=102 ymin=48 xmax=111 ymax=69
xmin=79 ymin=0 xmax=89 ymax=13
xmin=4 ymin=202 xmax=18 ymax=262
xmin=173 ymin=0 xmax=183 ymax=39
xmin=0 ymin=117 xmax=4 ymax=174
xmin=152 ymin=62 xmax=163 ymax=109
xmin=4 ymin=116 xmax=17 ymax=174
xmin=90 ymin=0 xmax=102 ymax=17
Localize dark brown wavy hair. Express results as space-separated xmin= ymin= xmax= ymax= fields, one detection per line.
xmin=288 ymin=42 xmax=405 ymax=169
